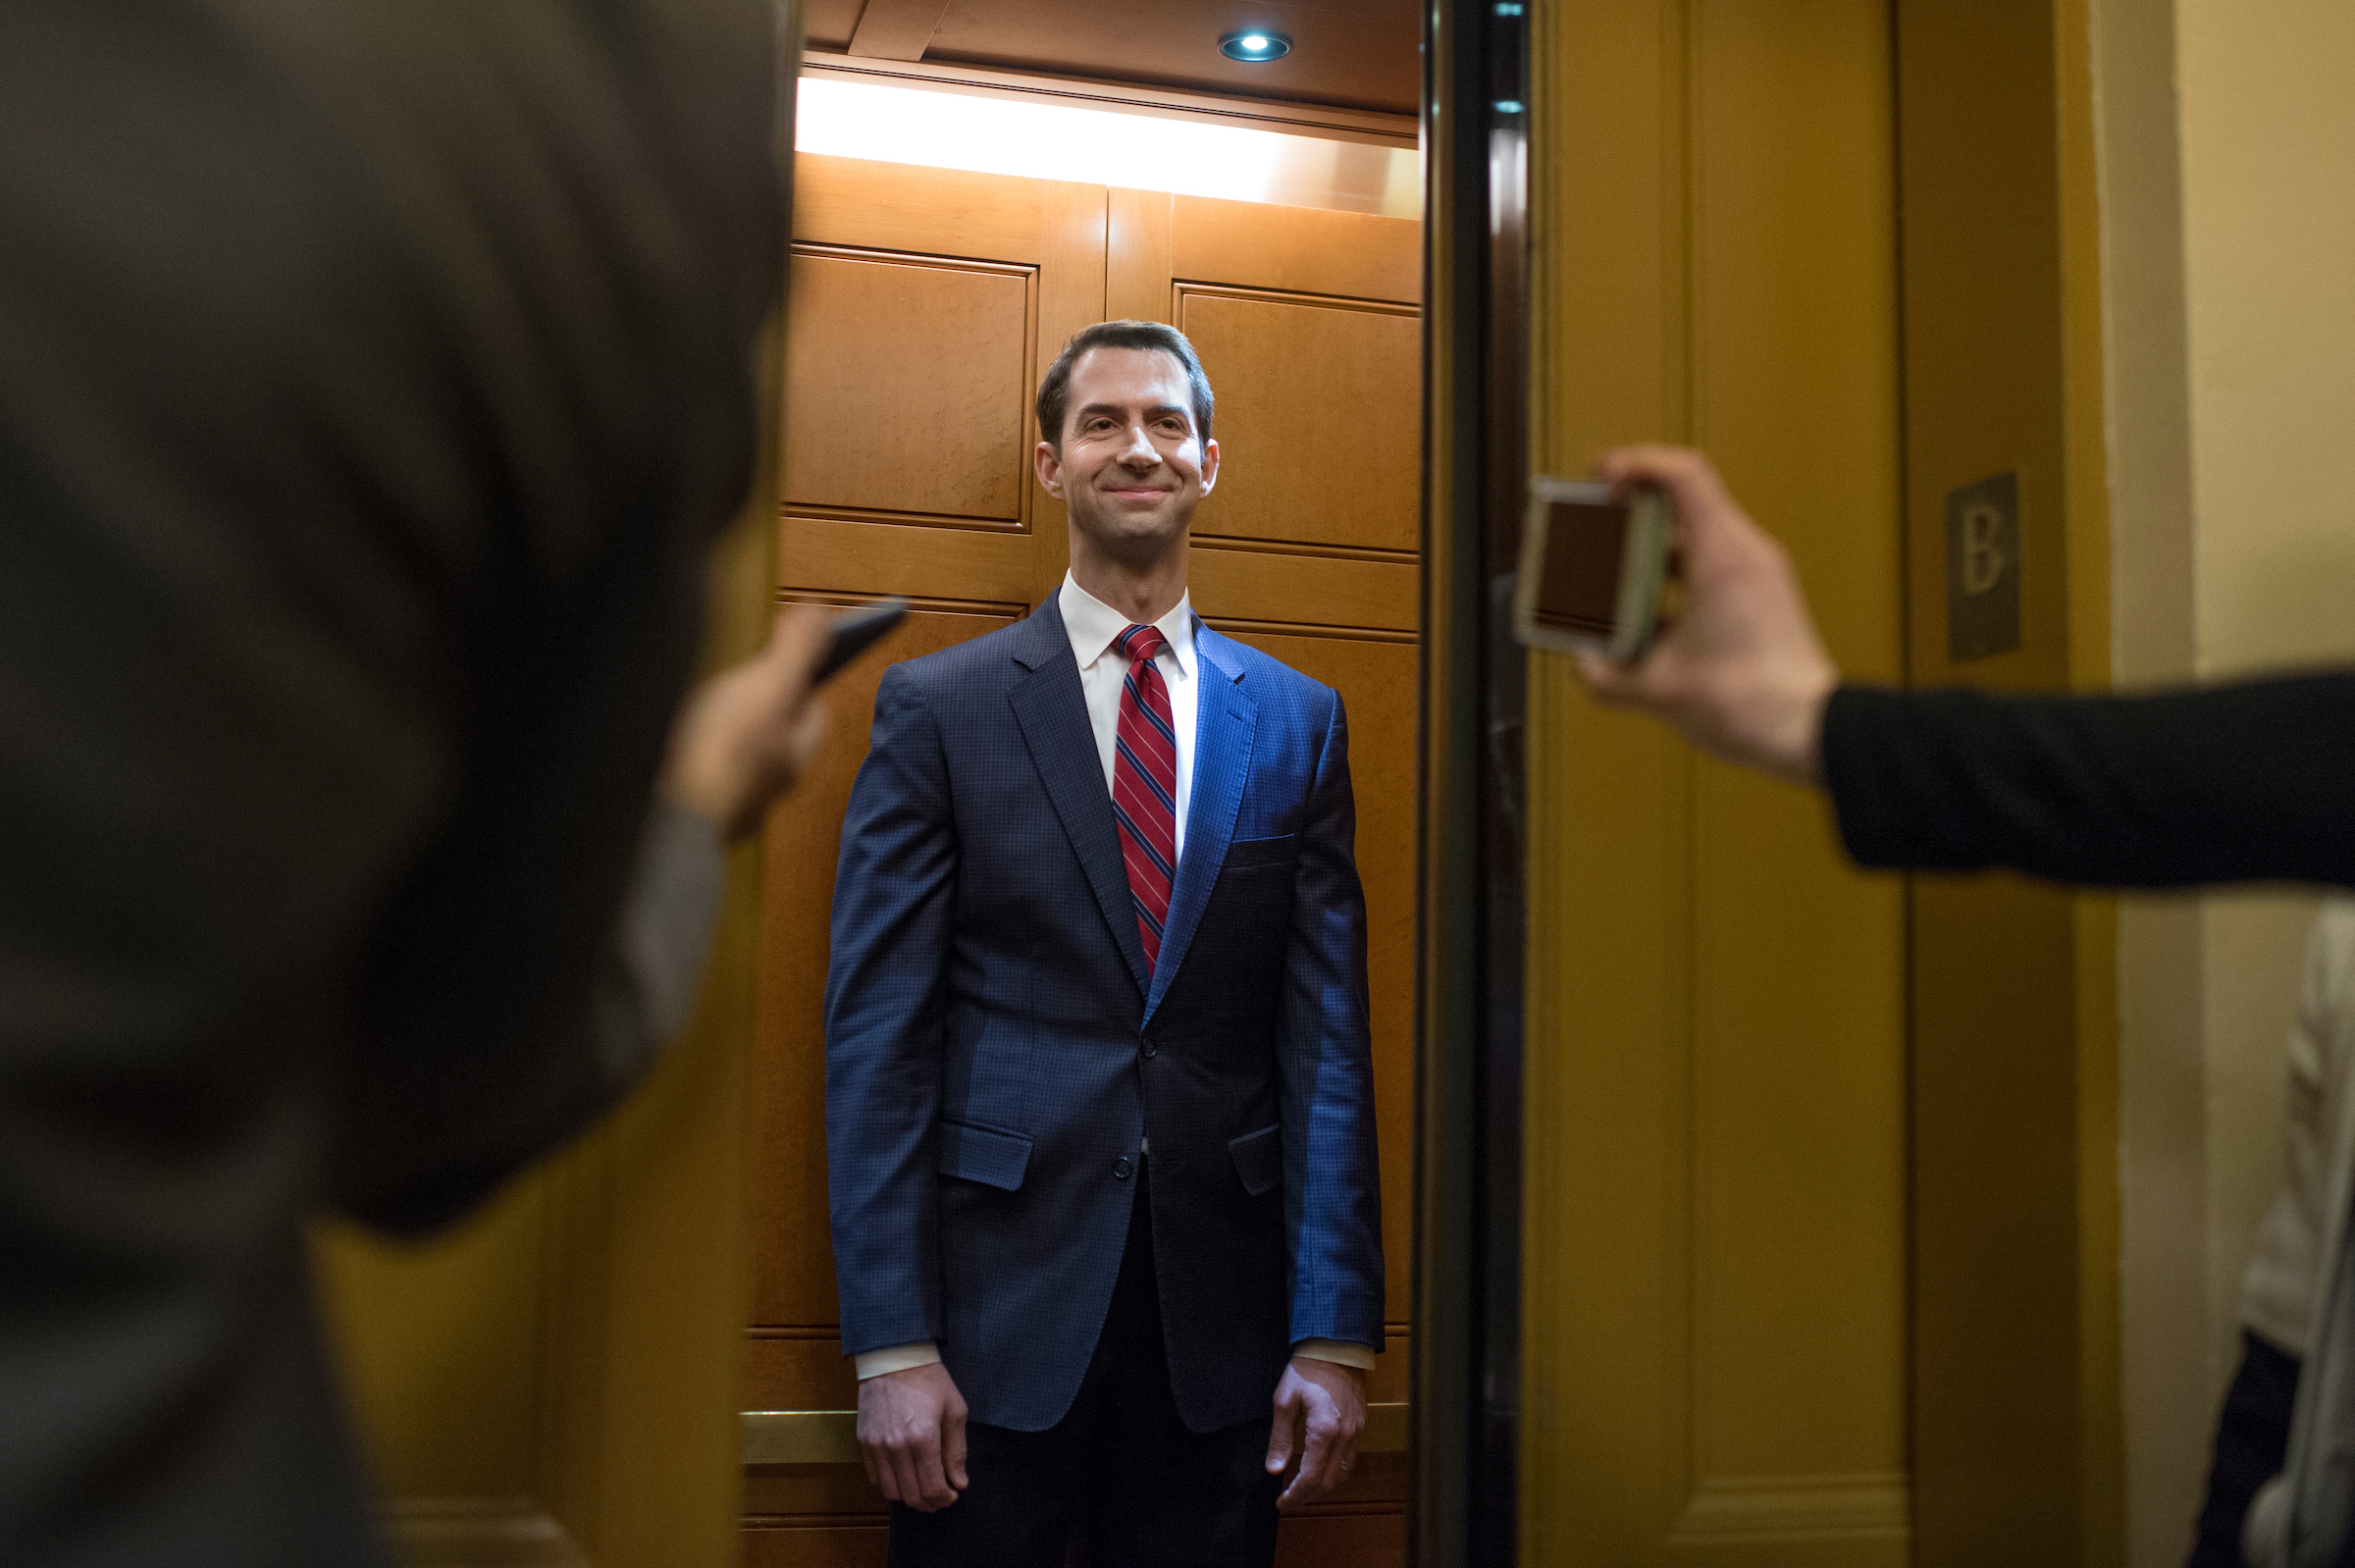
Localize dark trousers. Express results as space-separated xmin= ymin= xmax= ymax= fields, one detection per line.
xmin=888 ymin=1162 xmax=1281 ymax=1568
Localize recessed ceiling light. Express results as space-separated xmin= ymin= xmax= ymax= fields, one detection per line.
xmin=1219 ymin=29 xmax=1292 ymax=62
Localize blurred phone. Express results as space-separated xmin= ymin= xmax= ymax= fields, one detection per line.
xmin=1512 ymin=478 xmax=1671 ymax=664
xmin=813 ymin=598 xmax=909 ymax=685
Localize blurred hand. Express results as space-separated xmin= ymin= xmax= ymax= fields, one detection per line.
xmin=1266 ymin=1355 xmax=1366 ymax=1508
xmin=858 ymin=1362 xmax=968 ymax=1513
xmin=659 ymin=603 xmax=830 ymax=839
xmin=1574 ymin=445 xmax=1839 ymax=788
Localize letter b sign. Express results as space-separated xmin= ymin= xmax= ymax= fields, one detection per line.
xmin=1945 ymin=471 xmax=2020 ymax=661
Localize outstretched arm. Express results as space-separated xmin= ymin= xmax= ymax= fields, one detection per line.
xmin=575 ymin=605 xmax=834 ymax=1124
xmin=1577 ymin=444 xmax=2355 ymax=890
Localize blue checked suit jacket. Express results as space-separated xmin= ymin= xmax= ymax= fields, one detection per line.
xmin=823 ymin=593 xmax=1385 ymax=1434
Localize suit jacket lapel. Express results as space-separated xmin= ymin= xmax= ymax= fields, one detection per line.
xmin=1148 ymin=621 xmax=1255 ymax=1019
xmin=1006 ymin=597 xmax=1152 ymax=997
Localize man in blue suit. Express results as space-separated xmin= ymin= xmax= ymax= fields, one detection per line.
xmin=824 ymin=321 xmax=1385 ymax=1565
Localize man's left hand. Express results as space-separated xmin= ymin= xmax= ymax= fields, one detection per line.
xmin=1265 ymin=1355 xmax=1367 ymax=1508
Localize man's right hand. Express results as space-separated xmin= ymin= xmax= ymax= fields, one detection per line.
xmin=857 ymin=1362 xmax=968 ymax=1512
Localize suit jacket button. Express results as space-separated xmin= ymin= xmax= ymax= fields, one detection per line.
xmin=1139 ymin=1035 xmax=1158 ymax=1059
xmin=1113 ymin=1156 xmax=1133 ymax=1179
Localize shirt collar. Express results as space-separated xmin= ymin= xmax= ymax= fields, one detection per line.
xmin=1059 ymin=571 xmax=1193 ymax=678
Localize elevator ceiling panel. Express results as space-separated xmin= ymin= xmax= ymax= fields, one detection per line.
xmin=811 ymin=0 xmax=1422 ymax=117
xmin=807 ymin=0 xmax=866 ymax=51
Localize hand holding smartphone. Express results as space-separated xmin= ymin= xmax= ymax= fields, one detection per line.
xmin=814 ymin=598 xmax=910 ymax=685
xmin=1512 ymin=477 xmax=1671 ymax=664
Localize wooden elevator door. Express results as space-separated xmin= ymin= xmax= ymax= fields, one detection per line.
xmin=744 ymin=154 xmax=1421 ymax=1566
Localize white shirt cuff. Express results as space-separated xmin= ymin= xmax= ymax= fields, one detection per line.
xmin=855 ymin=1342 xmax=943 ymax=1381
xmin=1293 ymin=1338 xmax=1377 ymax=1371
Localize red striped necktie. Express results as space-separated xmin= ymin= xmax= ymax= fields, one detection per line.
xmin=1110 ymin=623 xmax=1178 ymax=970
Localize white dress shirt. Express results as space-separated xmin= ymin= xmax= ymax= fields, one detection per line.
xmin=1058 ymin=573 xmax=1198 ymax=864
xmin=857 ymin=573 xmax=1372 ymax=1381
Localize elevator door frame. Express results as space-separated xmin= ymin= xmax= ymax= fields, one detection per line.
xmin=1410 ymin=0 xmax=1530 ymax=1562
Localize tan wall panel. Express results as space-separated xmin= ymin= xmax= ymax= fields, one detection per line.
xmin=1172 ymin=194 xmax=1420 ymax=304
xmin=1182 ymin=289 xmax=1421 ymax=555
xmin=1108 ymin=187 xmax=1176 ymax=324
xmin=778 ymin=517 xmax=1044 ymax=605
xmin=794 ymin=154 xmax=1053 ymax=256
xmin=1185 ymin=546 xmax=1415 ymax=632
xmin=784 ymin=252 xmax=1033 ymax=523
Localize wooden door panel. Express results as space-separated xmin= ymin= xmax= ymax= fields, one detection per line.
xmin=782 ymin=155 xmax=1107 ymax=610
xmin=784 ymin=250 xmax=1034 ymax=523
xmin=1180 ymin=288 xmax=1421 ymax=554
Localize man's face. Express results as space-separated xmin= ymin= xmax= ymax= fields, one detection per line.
xmin=1035 ymin=346 xmax=1220 ymax=564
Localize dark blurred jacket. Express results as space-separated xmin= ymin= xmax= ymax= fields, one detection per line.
xmin=1824 ymin=674 xmax=2355 ymax=889
xmin=0 ymin=4 xmax=778 ymax=1562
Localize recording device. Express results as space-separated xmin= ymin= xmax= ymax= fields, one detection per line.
xmin=814 ymin=598 xmax=909 ymax=685
xmin=1512 ymin=478 xmax=1671 ymax=664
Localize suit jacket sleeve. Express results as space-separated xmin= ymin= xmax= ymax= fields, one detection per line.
xmin=1821 ymin=674 xmax=2355 ymax=889
xmin=825 ymin=665 xmax=960 ymax=1355
xmin=1277 ymin=687 xmax=1386 ymax=1350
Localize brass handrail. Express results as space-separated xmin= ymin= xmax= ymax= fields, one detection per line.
xmin=742 ymin=1402 xmax=1409 ymax=1467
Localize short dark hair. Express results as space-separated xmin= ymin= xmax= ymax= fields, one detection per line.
xmin=1034 ymin=321 xmax=1215 ymax=451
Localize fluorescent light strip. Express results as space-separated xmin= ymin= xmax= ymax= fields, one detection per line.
xmin=794 ymin=76 xmax=1420 ymax=219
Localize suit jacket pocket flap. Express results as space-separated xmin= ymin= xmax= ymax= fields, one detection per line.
xmin=937 ymin=1120 xmax=1033 ymax=1191
xmin=1225 ymin=834 xmax=1299 ymax=872
xmin=1229 ymin=1124 xmax=1282 ymax=1196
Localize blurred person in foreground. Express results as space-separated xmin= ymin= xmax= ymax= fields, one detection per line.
xmin=1578 ymin=446 xmax=2355 ymax=1566
xmin=2185 ymin=899 xmax=2355 ymax=1568
xmin=0 ymin=2 xmax=802 ymax=1562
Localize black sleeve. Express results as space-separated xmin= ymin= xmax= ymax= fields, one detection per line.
xmin=2187 ymin=1331 xmax=2300 ymax=1568
xmin=1822 ymin=675 xmax=2355 ymax=889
